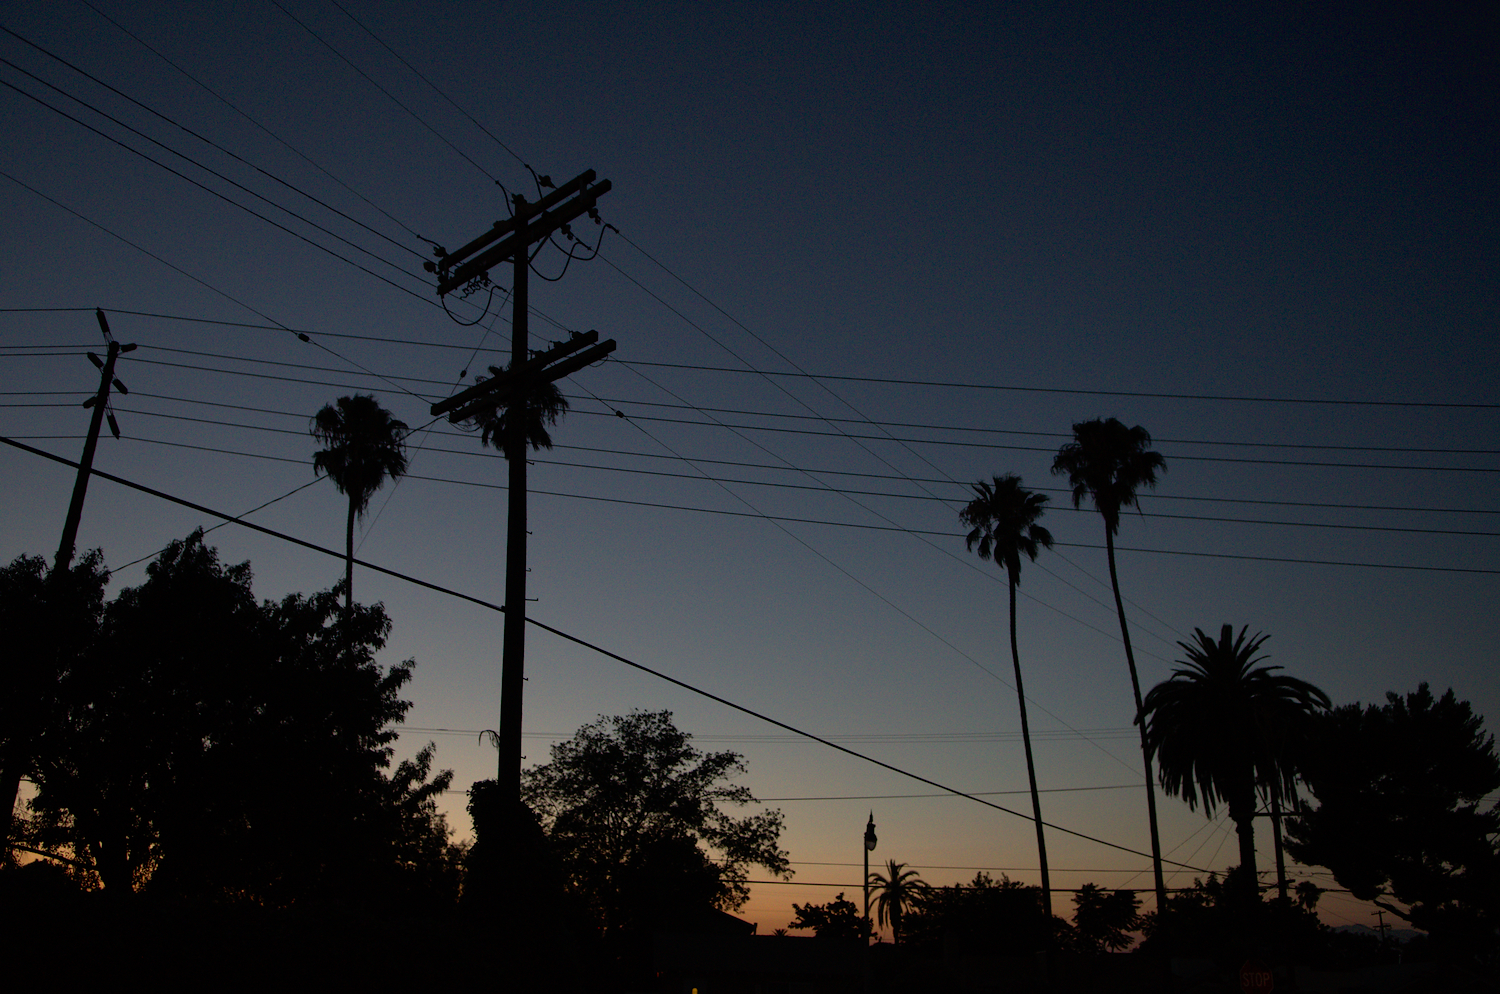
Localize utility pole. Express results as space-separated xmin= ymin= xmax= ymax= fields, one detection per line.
xmin=428 ymin=170 xmax=613 ymax=853
xmin=54 ymin=308 xmax=134 ymax=572
xmin=5 ymin=310 xmax=133 ymax=857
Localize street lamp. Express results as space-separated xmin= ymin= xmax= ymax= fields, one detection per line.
xmin=863 ymin=811 xmax=877 ymax=933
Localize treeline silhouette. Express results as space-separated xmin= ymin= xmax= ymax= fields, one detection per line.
xmin=3 ymin=523 xmax=1497 ymax=990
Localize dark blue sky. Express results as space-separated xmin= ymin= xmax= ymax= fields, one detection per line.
xmin=2 ymin=2 xmax=1495 ymax=931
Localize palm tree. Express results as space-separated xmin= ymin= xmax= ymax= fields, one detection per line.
xmin=1051 ymin=417 xmax=1168 ymax=909
xmin=867 ymin=859 xmax=929 ymax=944
xmin=1140 ymin=625 xmax=1330 ymax=902
xmin=960 ymin=474 xmax=1055 ymax=918
xmin=310 ymin=394 xmax=409 ymax=623
xmin=461 ymin=362 xmax=570 ymax=457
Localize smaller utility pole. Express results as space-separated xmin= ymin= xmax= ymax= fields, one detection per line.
xmin=54 ymin=309 xmax=134 ymax=573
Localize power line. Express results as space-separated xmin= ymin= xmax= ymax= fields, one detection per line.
xmin=0 ymin=63 xmax=435 ymax=302
xmin=8 ymin=308 xmax=1497 ymax=457
xmin=0 ymin=24 xmax=426 ymax=262
xmin=73 ymin=0 xmax=434 ymax=247
xmin=25 ymin=344 xmax=1496 ymax=474
xmin=324 ymin=0 xmax=528 ymax=173
xmin=616 ymin=360 xmax=1500 ymax=411
xmin=14 ymin=428 xmax=1495 ymax=575
xmin=0 ymin=433 xmax=1209 ymax=872
xmin=267 ymin=0 xmax=500 ymax=183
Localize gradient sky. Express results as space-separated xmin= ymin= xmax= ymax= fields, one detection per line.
xmin=2 ymin=2 xmax=1496 ymax=935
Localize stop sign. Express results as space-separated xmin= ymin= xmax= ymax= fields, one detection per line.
xmin=1239 ymin=960 xmax=1274 ymax=992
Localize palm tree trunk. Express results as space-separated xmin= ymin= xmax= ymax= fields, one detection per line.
xmin=1105 ymin=528 xmax=1167 ymax=913
xmin=1010 ymin=576 xmax=1052 ymax=919
xmin=1270 ymin=790 xmax=1287 ymax=902
xmin=1230 ymin=790 xmax=1259 ymax=903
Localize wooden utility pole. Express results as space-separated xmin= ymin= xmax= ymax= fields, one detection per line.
xmin=55 ymin=309 xmax=134 ymax=572
xmin=4 ymin=310 xmax=133 ymax=857
xmin=428 ymin=170 xmax=614 ymax=849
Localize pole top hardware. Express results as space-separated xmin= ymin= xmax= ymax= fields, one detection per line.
xmin=430 ymin=169 xmax=611 ymax=295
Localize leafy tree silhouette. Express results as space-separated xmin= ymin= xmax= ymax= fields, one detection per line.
xmin=789 ymin=891 xmax=873 ymax=941
xmin=902 ymin=872 xmax=1053 ymax=955
xmin=310 ymin=394 xmax=409 ymax=626
xmin=1286 ymin=684 xmax=1500 ymax=954
xmin=1071 ymin=883 xmax=1141 ymax=953
xmin=0 ymin=551 xmax=107 ymax=864
xmin=867 ymin=859 xmax=930 ymax=945
xmin=1140 ymin=625 xmax=1329 ymax=903
xmin=21 ymin=532 xmax=457 ymax=904
xmin=960 ymin=474 xmax=1055 ymax=918
xmin=1052 ymin=416 xmax=1167 ymax=908
xmin=520 ymin=710 xmax=789 ymax=935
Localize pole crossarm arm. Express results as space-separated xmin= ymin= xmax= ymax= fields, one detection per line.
xmin=434 ymin=177 xmax=612 ymax=295
xmin=427 ymin=169 xmax=598 ymax=273
xmin=430 ymin=330 xmax=601 ymax=417
xmin=443 ymin=339 xmax=615 ymax=424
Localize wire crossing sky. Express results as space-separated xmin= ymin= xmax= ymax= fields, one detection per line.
xmin=1 ymin=3 xmax=1494 ymax=934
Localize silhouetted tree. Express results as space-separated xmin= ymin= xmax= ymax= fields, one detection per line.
xmin=1071 ymin=883 xmax=1141 ymax=953
xmin=0 ymin=551 xmax=107 ymax=862
xmin=310 ymin=394 xmax=409 ymax=624
xmin=461 ymin=362 xmax=570 ymax=456
xmin=868 ymin=859 xmax=929 ymax=945
xmin=1052 ymin=416 xmax=1168 ymax=908
xmin=789 ymin=891 xmax=873 ymax=941
xmin=521 ymin=710 xmax=789 ymax=935
xmin=22 ymin=532 xmax=458 ymax=905
xmin=1140 ymin=625 xmax=1329 ymax=903
xmin=960 ymin=474 xmax=1055 ymax=917
xmin=1286 ymin=684 xmax=1500 ymax=956
xmin=902 ymin=872 xmax=1053 ymax=955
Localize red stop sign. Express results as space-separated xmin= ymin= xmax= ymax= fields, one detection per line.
xmin=1239 ymin=960 xmax=1274 ymax=992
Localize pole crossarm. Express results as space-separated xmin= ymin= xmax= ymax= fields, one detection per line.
xmin=442 ymin=339 xmax=616 ymax=424
xmin=431 ymin=169 xmax=611 ymax=295
xmin=427 ymin=169 xmax=597 ymax=271
xmin=430 ymin=329 xmax=601 ymax=417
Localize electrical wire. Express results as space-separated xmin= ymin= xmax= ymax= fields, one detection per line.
xmin=0 ymin=24 xmax=426 ymax=261
xmin=0 ymin=432 xmax=1210 ymax=872
xmin=73 ymin=0 xmax=435 ymax=247
xmin=617 ymin=360 xmax=1500 ymax=411
xmin=267 ymin=0 xmax=500 ymax=183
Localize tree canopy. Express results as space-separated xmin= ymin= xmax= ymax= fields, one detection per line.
xmin=789 ymin=891 xmax=872 ymax=941
xmin=11 ymin=532 xmax=458 ymax=907
xmin=1285 ymin=684 xmax=1500 ymax=953
xmin=520 ymin=709 xmax=789 ymax=934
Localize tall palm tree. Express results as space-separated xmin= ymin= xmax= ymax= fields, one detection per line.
xmin=867 ymin=859 xmax=929 ymax=945
xmin=960 ymin=474 xmax=1055 ymax=918
xmin=1051 ymin=417 xmax=1168 ymax=909
xmin=1140 ymin=625 xmax=1330 ymax=902
xmin=462 ymin=362 xmax=570 ymax=458
xmin=310 ymin=394 xmax=409 ymax=623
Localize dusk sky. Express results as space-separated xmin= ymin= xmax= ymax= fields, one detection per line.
xmin=2 ymin=2 xmax=1495 ymax=934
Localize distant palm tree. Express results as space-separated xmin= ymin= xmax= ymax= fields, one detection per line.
xmin=1140 ymin=625 xmax=1330 ymax=902
xmin=310 ymin=395 xmax=409 ymax=623
xmin=1051 ymin=417 xmax=1168 ymax=909
xmin=461 ymin=362 xmax=570 ymax=457
xmin=960 ymin=474 xmax=1055 ymax=918
xmin=867 ymin=859 xmax=929 ymax=945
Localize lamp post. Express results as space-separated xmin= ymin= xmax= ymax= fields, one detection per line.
xmin=863 ymin=811 xmax=877 ymax=932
